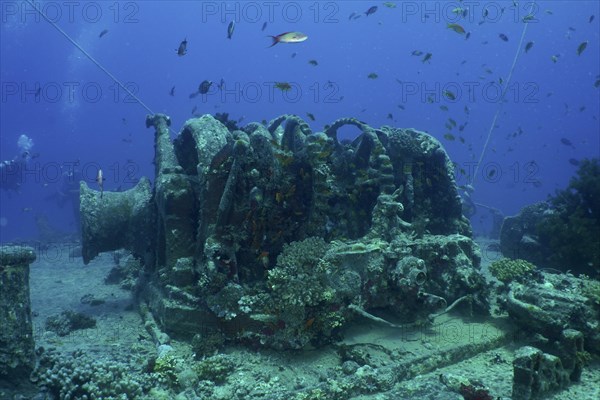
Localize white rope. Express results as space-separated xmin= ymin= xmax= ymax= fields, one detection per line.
xmin=472 ymin=1 xmax=537 ymax=186
xmin=24 ymin=0 xmax=156 ymax=116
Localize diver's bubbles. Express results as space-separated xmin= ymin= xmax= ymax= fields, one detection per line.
xmin=0 ymin=217 xmax=7 ymax=228
xmin=17 ymin=134 xmax=34 ymax=153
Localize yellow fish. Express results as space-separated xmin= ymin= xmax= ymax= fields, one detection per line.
xmin=268 ymin=32 xmax=308 ymax=47
xmin=447 ymin=23 xmax=466 ymax=34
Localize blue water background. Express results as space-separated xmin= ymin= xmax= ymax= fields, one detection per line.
xmin=1 ymin=0 xmax=599 ymax=243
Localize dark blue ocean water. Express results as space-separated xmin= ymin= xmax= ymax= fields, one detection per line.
xmin=1 ymin=0 xmax=599 ymax=243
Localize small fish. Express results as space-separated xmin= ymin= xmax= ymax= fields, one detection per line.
xmin=191 ymin=105 xmax=198 ymax=115
xmin=383 ymin=2 xmax=396 ymax=8
xmin=464 ymin=105 xmax=470 ymax=115
xmin=422 ymin=53 xmax=432 ymax=63
xmin=217 ymin=78 xmax=225 ymax=91
xmin=308 ymin=59 xmax=318 ymax=66
xmin=349 ymin=12 xmax=356 ymax=20
xmin=522 ymin=14 xmax=534 ymax=23
xmin=176 ymin=38 xmax=187 ymax=56
xmin=443 ymin=133 xmax=455 ymax=141
xmin=365 ymin=6 xmax=378 ymax=16
xmin=227 ymin=21 xmax=235 ymax=39
xmin=560 ymin=138 xmax=575 ymax=148
xmin=440 ymin=105 xmax=449 ymax=111
xmin=291 ymin=52 xmax=297 ymax=58
xmin=577 ymin=41 xmax=588 ymax=56
xmin=447 ymin=23 xmax=466 ymax=34
xmin=306 ymin=112 xmax=315 ymax=121
xmin=169 ymin=86 xmax=175 ymax=96
xmin=551 ymin=54 xmax=560 ymax=63
xmin=397 ymin=104 xmax=405 ymax=110
xmin=483 ymin=9 xmax=489 ymax=18
xmin=451 ymin=7 xmax=464 ymax=15
xmin=525 ymin=41 xmax=534 ymax=53
xmin=545 ymin=9 xmax=553 ymax=15
xmin=96 ymin=169 xmax=104 ymax=199
xmin=99 ymin=29 xmax=108 ymax=38
xmin=262 ymin=22 xmax=267 ymax=31
xmin=275 ymin=82 xmax=292 ymax=91
xmin=367 ymin=73 xmax=378 ymax=79
xmin=487 ymin=169 xmax=496 ymax=178
xmin=589 ymin=15 xmax=595 ymax=23
xmin=465 ymin=32 xmax=471 ymax=40
xmin=499 ymin=33 xmax=509 ymax=42
xmin=387 ymin=113 xmax=393 ymax=120
xmin=268 ymin=31 xmax=308 ymax=47
xmin=568 ymin=158 xmax=580 ymax=166
xmin=22 ymin=207 xmax=33 ymax=213
xmin=443 ymin=90 xmax=456 ymax=101
xmin=448 ymin=118 xmax=457 ymax=127
xmin=411 ymin=50 xmax=424 ymax=56
xmin=594 ymin=79 xmax=600 ymax=88
xmin=199 ymin=80 xmax=213 ymax=94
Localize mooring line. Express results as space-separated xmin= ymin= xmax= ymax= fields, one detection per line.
xmin=24 ymin=0 xmax=157 ymax=118
xmin=472 ymin=1 xmax=537 ymax=186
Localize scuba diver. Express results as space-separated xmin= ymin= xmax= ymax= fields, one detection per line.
xmin=0 ymin=158 xmax=27 ymax=193
xmin=0 ymin=133 xmax=35 ymax=194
